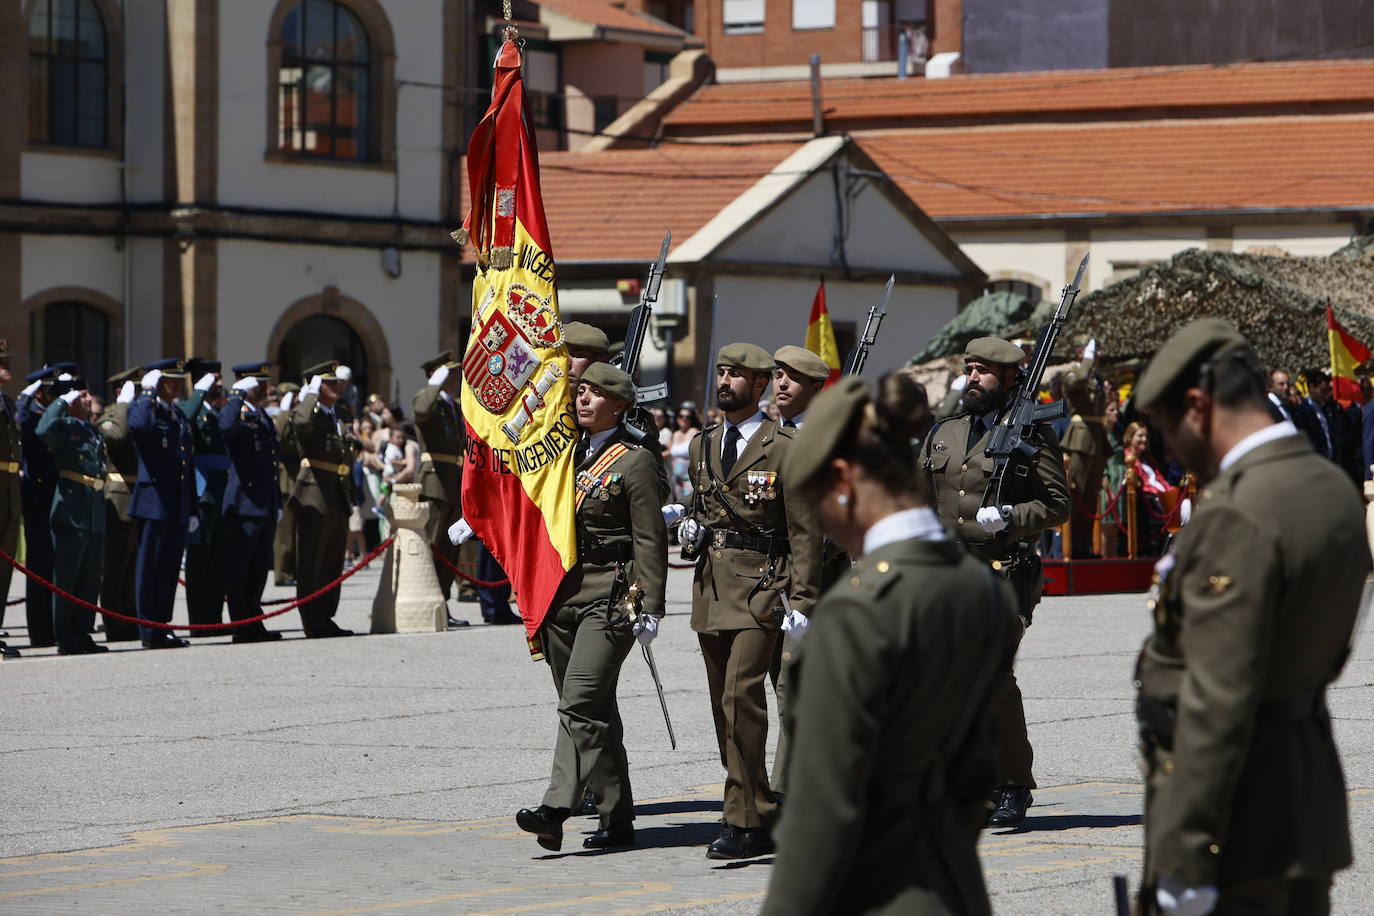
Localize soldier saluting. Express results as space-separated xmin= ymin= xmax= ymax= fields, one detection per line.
xmin=179 ymin=359 xmax=231 ymax=634
xmin=1132 ymin=319 xmax=1368 ymax=915
xmin=920 ymin=337 xmax=1070 ymax=826
xmin=412 ymin=351 xmax=468 ymax=618
xmin=96 ymin=367 xmax=143 ymax=643
xmin=679 ymin=343 xmax=822 ymax=860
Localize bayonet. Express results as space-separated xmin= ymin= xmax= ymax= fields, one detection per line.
xmin=843 ymin=275 xmax=894 ymax=376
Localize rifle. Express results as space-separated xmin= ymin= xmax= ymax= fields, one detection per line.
xmin=981 ymin=254 xmax=1088 ymax=514
xmin=611 ymin=231 xmax=670 ymax=443
xmin=843 ymin=275 xmax=894 ymax=375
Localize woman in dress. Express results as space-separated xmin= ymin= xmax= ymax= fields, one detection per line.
xmin=667 ymin=405 xmax=700 ymax=504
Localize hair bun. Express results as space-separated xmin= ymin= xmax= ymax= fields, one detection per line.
xmin=871 ymin=372 xmax=928 ymax=449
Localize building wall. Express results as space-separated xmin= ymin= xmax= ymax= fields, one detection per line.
xmin=961 ymin=0 xmax=1108 ymax=74
xmin=561 ymin=42 xmax=649 ymax=152
xmin=699 ymin=0 xmax=868 ymax=70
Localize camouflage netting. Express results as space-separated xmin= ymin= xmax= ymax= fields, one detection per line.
xmin=916 ymin=243 xmax=1374 ymax=376
xmin=909 ymin=290 xmax=1049 ymax=364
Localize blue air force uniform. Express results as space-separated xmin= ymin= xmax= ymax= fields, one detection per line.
xmin=179 ymin=359 xmax=231 ymax=632
xmin=219 ymin=362 xmax=283 ymax=642
xmin=128 ymin=359 xmax=195 ymax=648
xmin=16 ymin=363 xmax=75 ymax=646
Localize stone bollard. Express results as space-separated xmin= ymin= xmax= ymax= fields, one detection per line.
xmin=371 ymin=483 xmax=447 ymax=634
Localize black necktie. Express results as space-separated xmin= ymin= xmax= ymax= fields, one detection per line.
xmin=574 ymin=435 xmax=590 ymax=466
xmin=782 ymin=417 xmax=796 ymax=429
xmin=721 ymin=425 xmax=742 ymax=477
xmin=967 ymin=416 xmax=985 ymax=453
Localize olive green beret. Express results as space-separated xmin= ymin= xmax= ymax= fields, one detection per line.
xmin=107 ymin=365 xmax=143 ymax=387
xmin=774 ymin=345 xmax=832 ymax=382
xmin=303 ymin=360 xmax=341 ymax=382
xmin=278 ymin=381 xmax=300 ymax=395
xmin=422 ymin=350 xmax=460 ymax=374
xmin=964 ymin=337 xmax=1025 ymax=366
xmin=717 ymin=342 xmax=775 ymax=372
xmin=563 ymin=321 xmax=610 ymax=353
xmin=578 ymin=361 xmax=636 ymax=405
xmin=1135 ymin=318 xmax=1249 ymax=411
xmin=781 ymin=377 xmax=869 ymax=490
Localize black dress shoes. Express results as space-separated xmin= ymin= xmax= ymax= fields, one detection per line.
xmin=1 ymin=641 xmax=20 ymax=659
xmin=987 ymin=785 xmax=1033 ymax=827
xmin=142 ymin=633 xmax=190 ymax=649
xmin=573 ymin=794 xmax=599 ymax=816
xmin=583 ymin=824 xmax=635 ymax=849
xmin=447 ymin=615 xmax=471 ymax=628
xmin=307 ymin=623 xmax=354 ymax=638
xmin=706 ymin=824 xmax=774 ymax=860
xmin=58 ymin=641 xmax=109 ymax=655
xmin=485 ymin=612 xmax=522 ymax=626
xmin=516 ymin=805 xmax=570 ymax=851
xmin=232 ymin=628 xmax=284 ymax=644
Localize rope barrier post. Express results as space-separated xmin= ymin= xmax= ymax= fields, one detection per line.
xmin=1092 ymin=470 xmax=1105 ymax=556
xmin=1124 ymin=464 xmax=1139 ymax=559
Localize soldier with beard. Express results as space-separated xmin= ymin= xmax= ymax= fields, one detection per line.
xmin=920 ymin=337 xmax=1070 ymax=827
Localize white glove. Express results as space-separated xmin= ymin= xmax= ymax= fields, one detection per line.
xmin=336 ymin=365 xmax=353 ymax=382
xmin=1083 ymin=338 xmax=1098 ymax=362
xmin=1179 ymin=498 xmax=1192 ymax=525
xmin=448 ymin=517 xmax=475 ymax=545
xmin=976 ymin=505 xmax=1011 ymax=534
xmin=303 ymin=375 xmax=322 ymax=396
xmin=678 ymin=517 xmax=701 ymax=545
xmin=632 ymin=613 xmax=659 ymax=646
xmin=950 ymin=374 xmax=968 ymax=392
xmin=1156 ymin=877 xmax=1218 ymax=916
xmin=661 ymin=503 xmax=686 ymax=526
xmin=232 ymin=377 xmax=260 ymax=393
xmin=280 ymin=391 xmax=296 ymax=412
xmin=194 ymin=373 xmax=216 ymax=392
xmin=117 ymin=380 xmax=136 ymax=403
xmin=188 ymin=515 xmax=200 ymax=535
xmin=781 ymin=608 xmax=810 ymax=641
xmin=60 ymin=389 xmax=82 ymax=405
xmin=427 ymin=365 xmax=450 ymax=387
xmin=21 ymin=379 xmax=42 ymax=396
xmin=140 ymin=369 xmax=164 ymax=390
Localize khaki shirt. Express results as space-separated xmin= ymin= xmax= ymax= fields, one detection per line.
xmin=686 ymin=417 xmax=822 ymax=632
xmin=97 ymin=402 xmax=139 ymax=521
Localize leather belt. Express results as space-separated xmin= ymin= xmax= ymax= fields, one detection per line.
xmin=581 ymin=543 xmax=631 ymax=566
xmin=706 ymin=527 xmax=790 ymax=556
xmin=0 ymin=460 xmax=18 ymax=474
xmin=60 ymin=469 xmax=106 ymax=491
xmin=106 ymin=471 xmax=134 ymax=486
xmin=422 ymin=451 xmax=462 ymax=465
xmin=302 ymin=458 xmax=350 ymax=476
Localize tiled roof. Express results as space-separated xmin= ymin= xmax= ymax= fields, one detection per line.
xmin=663 ymin=59 xmax=1374 ymax=132
xmin=536 ymin=0 xmax=692 ymax=39
xmin=460 ymin=144 xmax=805 ymax=262
xmin=857 ymin=114 xmax=1374 ymax=219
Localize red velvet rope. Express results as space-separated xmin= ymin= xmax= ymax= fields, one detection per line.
xmin=428 ymin=545 xmax=511 ymax=588
xmin=0 ymin=537 xmax=393 ymax=631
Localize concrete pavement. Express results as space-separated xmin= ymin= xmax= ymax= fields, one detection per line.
xmin=4 ymin=561 xmax=1374 ymax=914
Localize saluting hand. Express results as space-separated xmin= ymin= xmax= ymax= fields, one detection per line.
xmin=117 ymin=381 xmax=136 ymax=404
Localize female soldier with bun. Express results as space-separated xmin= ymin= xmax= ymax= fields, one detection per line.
xmin=762 ymin=374 xmax=1022 ymax=916
xmin=514 ymin=362 xmax=668 ymax=853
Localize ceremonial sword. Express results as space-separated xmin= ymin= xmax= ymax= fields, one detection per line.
xmin=619 ymin=583 xmax=677 ymax=749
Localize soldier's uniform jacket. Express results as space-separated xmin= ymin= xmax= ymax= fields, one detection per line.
xmin=275 ymin=407 xmax=300 ymax=495
xmin=552 ymin=428 xmax=667 ymax=617
xmin=220 ymin=395 xmax=280 ymax=517
xmin=18 ymin=393 xmax=58 ymax=505
xmin=127 ymin=393 xmax=194 ymax=524
xmin=97 ymin=402 xmax=138 ymax=522
xmin=1059 ymin=359 xmax=1110 ymax=478
xmin=412 ymin=385 xmax=464 ymax=503
xmin=686 ymin=417 xmax=822 ymax=632
xmin=764 ymin=536 xmax=1020 ymax=916
xmin=36 ymin=399 xmax=108 ymax=534
xmin=288 ymin=392 xmax=356 ymax=513
xmin=178 ymin=390 xmax=229 ymax=526
xmin=0 ymin=392 xmax=20 ymax=528
xmin=920 ymin=405 xmax=1070 ymax=553
xmin=1136 ymin=433 xmax=1368 ymax=888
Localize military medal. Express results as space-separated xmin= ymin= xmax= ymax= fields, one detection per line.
xmin=761 ymin=471 xmax=777 ymax=500
xmin=605 ymin=473 xmax=623 ymax=496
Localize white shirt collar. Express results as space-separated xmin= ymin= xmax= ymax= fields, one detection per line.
xmin=722 ymin=411 xmax=765 ymax=456
xmin=585 ymin=426 xmax=617 ymax=456
xmin=784 ymin=410 xmax=806 ymax=429
xmin=1219 ymin=420 xmax=1298 ymax=472
xmin=862 ymin=507 xmax=946 ymax=556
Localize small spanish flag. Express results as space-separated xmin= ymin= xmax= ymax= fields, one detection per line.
xmin=804 ymin=278 xmax=842 ymax=386
xmin=1326 ymin=303 xmax=1369 ymax=404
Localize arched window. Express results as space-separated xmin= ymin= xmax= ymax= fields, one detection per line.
xmin=277 ymin=314 xmax=370 ymax=400
xmin=276 ymin=0 xmax=374 ymax=161
xmin=37 ymin=301 xmax=110 ymax=385
xmin=28 ymin=0 xmax=109 ymax=148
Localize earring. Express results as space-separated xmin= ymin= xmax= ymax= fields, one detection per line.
xmin=836 ymin=493 xmax=849 ymax=506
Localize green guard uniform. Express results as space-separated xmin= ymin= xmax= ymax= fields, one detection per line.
xmin=273 ymin=382 xmax=301 ymax=586
xmin=179 ymin=379 xmax=230 ymax=632
xmin=97 ymin=377 xmax=143 ymax=642
xmin=1059 ymin=349 xmax=1110 ymax=557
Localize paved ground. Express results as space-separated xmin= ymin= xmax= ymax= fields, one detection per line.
xmin=4 ymin=559 xmax=1374 ymax=914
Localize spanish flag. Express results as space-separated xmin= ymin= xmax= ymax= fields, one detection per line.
xmin=804 ymin=278 xmax=842 ymax=386
xmin=456 ymin=36 xmax=576 ymax=654
xmin=1327 ymin=304 xmax=1370 ymax=404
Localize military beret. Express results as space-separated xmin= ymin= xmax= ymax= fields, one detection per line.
xmin=774 ymin=345 xmax=832 ymax=382
xmin=608 ymin=340 xmax=625 ymax=357
xmin=578 ymin=361 xmax=636 ymax=405
xmin=277 ymin=381 xmax=301 ymax=396
xmin=964 ymin=337 xmax=1025 ymax=366
xmin=303 ymin=360 xmax=341 ymax=382
xmin=782 ymin=377 xmax=869 ymax=490
xmin=1135 ymin=318 xmax=1249 ymax=411
xmin=108 ymin=365 xmax=143 ymax=387
xmin=232 ymin=361 xmax=272 ymax=380
xmin=563 ymin=321 xmax=610 ymax=353
xmin=145 ymin=357 xmax=189 ymax=378
xmin=185 ymin=358 xmax=221 ymax=378
xmin=717 ymin=342 xmax=775 ymax=372
xmin=421 ymin=350 xmax=460 ymax=374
